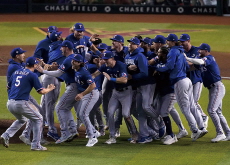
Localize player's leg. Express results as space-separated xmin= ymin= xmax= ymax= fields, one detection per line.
xmin=55 ymin=83 xmax=78 ymax=143
xmin=208 ymin=82 xmax=227 ymax=142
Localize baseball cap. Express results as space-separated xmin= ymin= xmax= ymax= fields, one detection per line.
xmin=165 ymin=34 xmax=178 ymax=42
xmin=179 ymin=34 xmax=190 ymax=41
xmin=70 ymin=54 xmax=83 ymax=62
xmin=110 ymin=35 xmax=124 ymax=43
xmin=60 ymin=40 xmax=74 ymax=49
xmin=74 ymin=23 xmax=85 ymax=31
xmin=140 ymin=37 xmax=152 ymax=45
xmin=50 ymin=31 xmax=62 ymax=42
xmin=152 ymin=35 xmax=166 ymax=44
xmin=97 ymin=43 xmax=108 ymax=50
xmin=11 ymin=47 xmax=26 ymax=58
xmin=102 ymin=51 xmax=114 ymax=60
xmin=25 ymin=57 xmax=38 ymax=66
xmin=127 ymin=37 xmax=140 ymax=45
xmin=48 ymin=26 xmax=58 ymax=33
xmin=197 ymin=43 xmax=211 ymax=52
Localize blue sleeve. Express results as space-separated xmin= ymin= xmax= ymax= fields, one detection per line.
xmin=203 ymin=56 xmax=214 ymax=66
xmin=31 ymin=73 xmax=43 ymax=92
xmin=132 ymin=55 xmax=148 ymax=80
xmin=119 ymin=63 xmax=128 ymax=78
xmin=98 ymin=64 xmax=106 ymax=73
xmin=84 ymin=74 xmax=95 ymax=85
xmin=7 ymin=65 xmax=19 ymax=83
xmin=156 ymin=49 xmax=177 ymax=72
xmin=58 ymin=58 xmax=72 ymax=73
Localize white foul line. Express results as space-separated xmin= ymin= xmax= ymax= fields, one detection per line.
xmin=222 ymin=77 xmax=230 ymax=79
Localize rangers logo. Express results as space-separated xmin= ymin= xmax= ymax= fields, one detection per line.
xmin=87 ymin=79 xmax=93 ymax=84
xmin=122 ymin=72 xmax=127 ymax=77
xmin=60 ymin=64 xmax=65 ymax=70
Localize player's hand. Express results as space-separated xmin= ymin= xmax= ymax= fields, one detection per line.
xmin=90 ymin=34 xmax=99 ymax=42
xmin=48 ymin=62 xmax=59 ymax=71
xmin=128 ymin=74 xmax=132 ymax=80
xmin=35 ymin=64 xmax=44 ymax=73
xmin=44 ymin=64 xmax=50 ymax=70
xmin=0 ymin=58 xmax=3 ymax=63
xmin=128 ymin=65 xmax=137 ymax=71
xmin=102 ymin=72 xmax=111 ymax=80
xmin=76 ymin=45 xmax=84 ymax=49
xmin=47 ymin=84 xmax=56 ymax=90
xmin=36 ymin=58 xmax=45 ymax=67
xmin=75 ymin=93 xmax=84 ymax=101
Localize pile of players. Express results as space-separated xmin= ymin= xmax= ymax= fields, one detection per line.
xmin=1 ymin=23 xmax=230 ymax=151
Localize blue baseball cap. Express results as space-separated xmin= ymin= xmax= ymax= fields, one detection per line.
xmin=11 ymin=47 xmax=26 ymax=58
xmin=70 ymin=54 xmax=83 ymax=62
xmin=97 ymin=43 xmax=108 ymax=50
xmin=50 ymin=31 xmax=62 ymax=42
xmin=127 ymin=37 xmax=140 ymax=45
xmin=25 ymin=57 xmax=38 ymax=66
xmin=74 ymin=23 xmax=85 ymax=31
xmin=179 ymin=34 xmax=190 ymax=41
xmin=141 ymin=37 xmax=152 ymax=45
xmin=60 ymin=40 xmax=74 ymax=49
xmin=197 ymin=43 xmax=211 ymax=52
xmin=165 ymin=34 xmax=178 ymax=42
xmin=152 ymin=35 xmax=166 ymax=44
xmin=48 ymin=26 xmax=58 ymax=33
xmin=102 ymin=51 xmax=114 ymax=60
xmin=110 ymin=35 xmax=124 ymax=43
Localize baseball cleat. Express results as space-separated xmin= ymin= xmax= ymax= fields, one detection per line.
xmin=94 ymin=130 xmax=101 ymax=138
xmin=162 ymin=135 xmax=178 ymax=145
xmin=66 ymin=132 xmax=79 ymax=142
xmin=176 ymin=129 xmax=188 ymax=139
xmin=199 ymin=128 xmax=208 ymax=138
xmin=138 ymin=136 xmax=153 ymax=144
xmin=105 ymin=137 xmax=116 ymax=144
xmin=211 ymin=134 xmax=226 ymax=143
xmin=191 ymin=129 xmax=202 ymax=141
xmin=19 ymin=134 xmax=31 ymax=145
xmin=55 ymin=134 xmax=72 ymax=144
xmin=86 ymin=137 xmax=98 ymax=147
xmin=0 ymin=136 xmax=9 ymax=148
xmin=159 ymin=126 xmax=166 ymax=139
xmin=115 ymin=129 xmax=120 ymax=138
xmin=40 ymin=138 xmax=50 ymax=145
xmin=31 ymin=146 xmax=48 ymax=151
xmin=47 ymin=132 xmax=60 ymax=141
xmin=221 ymin=136 xmax=230 ymax=141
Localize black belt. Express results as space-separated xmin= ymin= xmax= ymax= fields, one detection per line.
xmin=207 ymin=83 xmax=215 ymax=89
xmin=115 ymin=87 xmax=129 ymax=92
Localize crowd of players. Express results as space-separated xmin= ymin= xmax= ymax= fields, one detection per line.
xmin=1 ymin=22 xmax=230 ymax=151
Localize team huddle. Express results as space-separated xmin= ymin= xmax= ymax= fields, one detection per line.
xmin=1 ymin=23 xmax=230 ymax=151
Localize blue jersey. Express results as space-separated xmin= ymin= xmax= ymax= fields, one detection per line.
xmin=99 ymin=61 xmax=128 ymax=90
xmin=65 ymin=33 xmax=92 ymax=58
xmin=195 ymin=55 xmax=221 ymax=88
xmin=108 ymin=46 xmax=129 ymax=62
xmin=33 ymin=36 xmax=52 ymax=63
xmin=125 ymin=48 xmax=148 ymax=87
xmin=185 ymin=46 xmax=202 ymax=84
xmin=8 ymin=68 xmax=43 ymax=101
xmin=58 ymin=54 xmax=77 ymax=84
xmin=143 ymin=50 xmax=156 ymax=84
xmin=155 ymin=46 xmax=187 ymax=85
xmin=86 ymin=63 xmax=103 ymax=91
xmin=74 ymin=67 xmax=96 ymax=93
xmin=7 ymin=59 xmax=25 ymax=83
xmin=48 ymin=40 xmax=66 ymax=65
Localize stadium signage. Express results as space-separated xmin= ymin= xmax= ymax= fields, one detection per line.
xmin=37 ymin=5 xmax=217 ymax=15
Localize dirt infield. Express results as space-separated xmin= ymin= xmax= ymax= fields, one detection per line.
xmin=0 ymin=13 xmax=229 ymax=143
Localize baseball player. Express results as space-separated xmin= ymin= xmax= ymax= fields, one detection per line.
xmin=65 ymin=22 xmax=98 ymax=59
xmin=71 ymin=54 xmax=100 ymax=147
xmin=185 ymin=43 xmax=230 ymax=142
xmin=36 ymin=40 xmax=79 ymax=144
xmin=0 ymin=57 xmax=55 ymax=151
xmin=125 ymin=37 xmax=165 ymax=143
xmin=179 ymin=34 xmax=209 ymax=129
xmin=92 ymin=51 xmax=138 ymax=144
xmin=153 ymin=34 xmax=208 ymax=141
xmin=150 ymin=35 xmax=188 ymax=139
xmin=154 ymin=46 xmax=178 ymax=145
xmin=6 ymin=48 xmax=49 ymax=145
xmin=41 ymin=31 xmax=66 ymax=141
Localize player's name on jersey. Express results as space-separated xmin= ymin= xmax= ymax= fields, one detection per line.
xmin=41 ymin=5 xmax=216 ymax=15
xmin=14 ymin=70 xmax=29 ymax=76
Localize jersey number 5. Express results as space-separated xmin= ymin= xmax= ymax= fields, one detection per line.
xmin=15 ymin=76 xmax=22 ymax=87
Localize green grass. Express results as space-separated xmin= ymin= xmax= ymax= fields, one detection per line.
xmin=1 ymin=22 xmax=230 ymax=53
xmin=1 ymin=76 xmax=230 ymax=165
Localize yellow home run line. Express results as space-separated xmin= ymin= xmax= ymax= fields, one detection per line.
xmin=33 ymin=27 xmax=47 ymax=35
